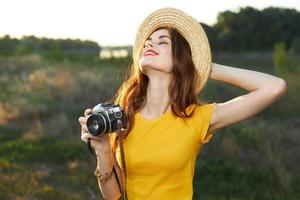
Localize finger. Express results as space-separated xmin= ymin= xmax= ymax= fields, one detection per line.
xmin=81 ymin=132 xmax=107 ymax=142
xmin=81 ymin=134 xmax=97 ymax=143
xmin=84 ymin=109 xmax=92 ymax=117
xmin=81 ymin=135 xmax=93 ymax=144
xmin=81 ymin=133 xmax=93 ymax=142
xmin=78 ymin=116 xmax=87 ymax=125
xmin=81 ymin=134 xmax=88 ymax=143
xmin=82 ymin=124 xmax=89 ymax=133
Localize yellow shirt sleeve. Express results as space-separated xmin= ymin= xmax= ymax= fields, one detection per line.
xmin=194 ymin=102 xmax=216 ymax=144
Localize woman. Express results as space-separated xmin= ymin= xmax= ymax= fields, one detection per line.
xmin=78 ymin=8 xmax=287 ymax=200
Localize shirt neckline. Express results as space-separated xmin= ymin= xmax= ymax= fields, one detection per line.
xmin=136 ymin=108 xmax=172 ymax=123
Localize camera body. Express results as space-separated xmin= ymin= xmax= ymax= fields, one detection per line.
xmin=86 ymin=102 xmax=127 ymax=136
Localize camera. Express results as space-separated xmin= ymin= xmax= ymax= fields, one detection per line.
xmin=86 ymin=102 xmax=127 ymax=136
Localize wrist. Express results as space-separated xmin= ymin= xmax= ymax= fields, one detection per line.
xmin=94 ymin=143 xmax=111 ymax=155
xmin=94 ymin=153 xmax=114 ymax=183
xmin=95 ymin=148 xmax=113 ymax=162
xmin=94 ymin=167 xmax=113 ymax=183
xmin=96 ymin=151 xmax=114 ymax=173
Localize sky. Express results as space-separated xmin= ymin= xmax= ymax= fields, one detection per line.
xmin=0 ymin=0 xmax=299 ymax=46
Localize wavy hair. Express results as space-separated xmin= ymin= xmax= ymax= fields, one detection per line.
xmin=110 ymin=28 xmax=206 ymax=148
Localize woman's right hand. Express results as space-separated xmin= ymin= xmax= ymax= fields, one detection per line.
xmin=78 ymin=108 xmax=111 ymax=155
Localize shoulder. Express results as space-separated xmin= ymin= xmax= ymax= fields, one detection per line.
xmin=179 ymin=103 xmax=216 ymax=128
xmin=185 ymin=102 xmax=216 ymax=116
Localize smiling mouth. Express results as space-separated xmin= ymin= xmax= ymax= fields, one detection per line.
xmin=144 ymin=52 xmax=158 ymax=56
xmin=144 ymin=49 xmax=159 ymax=56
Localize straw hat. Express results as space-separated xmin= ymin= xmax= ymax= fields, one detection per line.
xmin=133 ymin=7 xmax=212 ymax=94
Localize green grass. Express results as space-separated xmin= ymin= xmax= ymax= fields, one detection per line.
xmin=0 ymin=136 xmax=87 ymax=163
xmin=0 ymin=135 xmax=103 ymax=199
xmin=194 ymin=158 xmax=295 ymax=200
xmin=0 ymin=53 xmax=299 ymax=199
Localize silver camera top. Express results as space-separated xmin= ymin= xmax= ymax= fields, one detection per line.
xmin=92 ymin=103 xmax=122 ymax=114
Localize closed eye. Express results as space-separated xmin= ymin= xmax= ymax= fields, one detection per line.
xmin=159 ymin=42 xmax=168 ymax=45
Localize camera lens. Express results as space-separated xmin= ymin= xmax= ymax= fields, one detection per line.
xmin=86 ymin=114 xmax=106 ymax=136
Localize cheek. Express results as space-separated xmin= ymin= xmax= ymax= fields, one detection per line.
xmin=163 ymin=50 xmax=173 ymax=72
xmin=165 ymin=57 xmax=173 ymax=72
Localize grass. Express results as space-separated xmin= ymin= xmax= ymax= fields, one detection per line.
xmin=192 ymin=117 xmax=300 ymax=200
xmin=0 ymin=135 xmax=103 ymax=199
xmin=0 ymin=52 xmax=299 ymax=199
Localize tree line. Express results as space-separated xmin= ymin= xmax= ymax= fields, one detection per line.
xmin=203 ymin=6 xmax=300 ymax=52
xmin=0 ymin=6 xmax=299 ymax=61
xmin=0 ymin=35 xmax=101 ymax=62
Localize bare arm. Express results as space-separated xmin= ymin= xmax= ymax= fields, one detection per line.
xmin=79 ymin=110 xmax=124 ymax=200
xmin=94 ymin=148 xmax=123 ymax=200
xmin=208 ymin=62 xmax=287 ymax=132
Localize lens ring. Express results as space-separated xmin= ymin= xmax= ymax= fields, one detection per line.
xmin=98 ymin=114 xmax=107 ymax=135
xmin=87 ymin=114 xmax=107 ymax=135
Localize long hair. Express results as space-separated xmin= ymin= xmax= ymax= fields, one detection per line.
xmin=110 ymin=28 xmax=206 ymax=148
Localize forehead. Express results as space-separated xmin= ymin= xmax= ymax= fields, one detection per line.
xmin=147 ymin=28 xmax=170 ymax=39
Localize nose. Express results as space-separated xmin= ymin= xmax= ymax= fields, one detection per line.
xmin=144 ymin=40 xmax=154 ymax=48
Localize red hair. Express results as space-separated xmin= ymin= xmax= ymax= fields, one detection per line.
xmin=110 ymin=28 xmax=206 ymax=148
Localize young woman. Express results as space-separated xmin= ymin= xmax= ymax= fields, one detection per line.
xmin=78 ymin=8 xmax=287 ymax=200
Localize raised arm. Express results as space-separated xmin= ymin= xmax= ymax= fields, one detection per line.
xmin=208 ymin=62 xmax=287 ymax=132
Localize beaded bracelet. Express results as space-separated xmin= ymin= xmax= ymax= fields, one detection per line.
xmin=94 ymin=167 xmax=113 ymax=183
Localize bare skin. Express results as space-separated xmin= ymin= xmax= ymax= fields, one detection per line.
xmin=208 ymin=63 xmax=287 ymax=132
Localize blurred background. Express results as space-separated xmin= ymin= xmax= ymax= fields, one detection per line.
xmin=0 ymin=0 xmax=299 ymax=199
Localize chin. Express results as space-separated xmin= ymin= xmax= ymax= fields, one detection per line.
xmin=141 ymin=67 xmax=172 ymax=76
xmin=140 ymin=61 xmax=154 ymax=71
xmin=139 ymin=61 xmax=172 ymax=74
xmin=140 ymin=59 xmax=154 ymax=66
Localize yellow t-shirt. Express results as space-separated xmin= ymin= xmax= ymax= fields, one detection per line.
xmin=116 ymin=103 xmax=216 ymax=200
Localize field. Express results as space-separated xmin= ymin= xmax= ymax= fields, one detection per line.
xmin=0 ymin=52 xmax=299 ymax=200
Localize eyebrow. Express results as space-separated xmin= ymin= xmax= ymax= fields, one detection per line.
xmin=147 ymin=35 xmax=170 ymax=41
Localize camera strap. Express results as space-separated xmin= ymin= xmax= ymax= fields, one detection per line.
xmin=117 ymin=119 xmax=128 ymax=200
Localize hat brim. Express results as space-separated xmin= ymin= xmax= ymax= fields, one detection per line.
xmin=133 ymin=7 xmax=212 ymax=94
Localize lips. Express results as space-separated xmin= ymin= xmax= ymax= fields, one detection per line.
xmin=144 ymin=49 xmax=159 ymax=56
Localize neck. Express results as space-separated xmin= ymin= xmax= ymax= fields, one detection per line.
xmin=141 ymin=71 xmax=172 ymax=117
